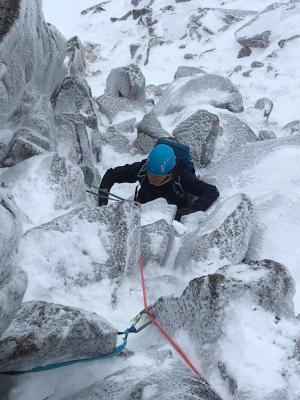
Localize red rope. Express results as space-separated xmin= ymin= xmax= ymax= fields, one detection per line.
xmin=139 ymin=257 xmax=201 ymax=376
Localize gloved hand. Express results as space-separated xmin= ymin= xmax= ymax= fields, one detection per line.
xmin=175 ymin=205 xmax=199 ymax=221
xmin=98 ymin=189 xmax=109 ymax=206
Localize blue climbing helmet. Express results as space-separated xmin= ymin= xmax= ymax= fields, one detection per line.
xmin=145 ymin=144 xmax=176 ymax=176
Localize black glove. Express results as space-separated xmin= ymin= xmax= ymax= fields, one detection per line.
xmin=175 ymin=206 xmax=199 ymax=222
xmin=98 ymin=189 xmax=109 ymax=206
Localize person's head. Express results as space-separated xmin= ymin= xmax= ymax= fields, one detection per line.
xmin=145 ymin=144 xmax=176 ymax=185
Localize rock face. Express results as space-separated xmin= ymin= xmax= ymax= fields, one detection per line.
xmin=173 ymin=109 xmax=221 ymax=167
xmin=0 ymin=180 xmax=28 ymax=337
xmin=175 ymin=194 xmax=255 ymax=272
xmin=105 ymin=64 xmax=146 ymax=102
xmin=153 ymin=74 xmax=244 ymax=116
xmin=64 ymin=361 xmax=223 ymax=400
xmin=18 ymin=202 xmax=141 ymax=286
xmin=0 ymin=301 xmax=117 ymax=372
xmin=141 ymin=219 xmax=175 ymax=266
xmin=137 ymin=111 xmax=170 ymax=153
xmin=0 ymin=0 xmax=67 ymax=127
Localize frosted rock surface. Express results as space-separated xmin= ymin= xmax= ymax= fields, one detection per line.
xmin=0 ymin=301 xmax=117 ymax=371
xmin=172 ymin=109 xmax=221 ymax=167
xmin=153 ymin=74 xmax=244 ymax=116
xmin=18 ymin=202 xmax=141 ymax=286
xmin=0 ymin=0 xmax=67 ymax=127
xmin=64 ymin=361 xmax=222 ymax=400
xmin=141 ymin=219 xmax=175 ymax=266
xmin=140 ymin=198 xmax=177 ymax=227
xmin=174 ymin=66 xmax=206 ymax=79
xmin=175 ymin=194 xmax=255 ymax=272
xmin=105 ymin=64 xmax=146 ymax=101
xmin=1 ymin=153 xmax=86 ymax=226
xmin=66 ymin=36 xmax=86 ymax=78
xmin=137 ymin=111 xmax=170 ymax=154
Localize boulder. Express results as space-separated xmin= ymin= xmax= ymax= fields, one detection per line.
xmin=153 ymin=74 xmax=244 ymax=116
xmin=0 ymin=301 xmax=117 ymax=372
xmin=0 ymin=0 xmax=67 ymax=127
xmin=137 ymin=111 xmax=170 ymax=154
xmin=1 ymin=153 xmax=86 ymax=226
xmin=18 ymin=202 xmax=141 ymax=289
xmin=175 ymin=194 xmax=255 ymax=272
xmin=105 ymin=64 xmax=146 ymax=102
xmin=254 ymin=98 xmax=273 ymax=120
xmin=141 ymin=219 xmax=175 ymax=266
xmin=172 ymin=109 xmax=221 ymax=167
xmin=283 ymin=120 xmax=300 ymax=135
xmin=96 ymin=94 xmax=145 ymax=124
xmin=66 ymin=36 xmax=86 ymax=78
xmin=251 ymin=61 xmax=264 ymax=68
xmin=0 ymin=180 xmax=28 ymax=337
xmin=64 ymin=361 xmax=222 ymax=400
xmin=104 ymin=126 xmax=130 ymax=154
xmin=259 ymin=130 xmax=276 ymax=140
xmin=174 ymin=66 xmax=206 ymax=79
xmin=237 ymin=46 xmax=252 ymax=58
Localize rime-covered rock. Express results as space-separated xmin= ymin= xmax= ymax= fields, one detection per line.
xmin=0 ymin=180 xmax=27 ymax=337
xmin=283 ymin=120 xmax=300 ymax=135
xmin=111 ymin=118 xmax=136 ymax=134
xmin=175 ymin=194 xmax=255 ymax=272
xmin=259 ymin=130 xmax=276 ymax=140
xmin=153 ymin=74 xmax=244 ymax=116
xmin=1 ymin=153 xmax=86 ymax=226
xmin=96 ymin=94 xmax=145 ymax=124
xmin=141 ymin=219 xmax=175 ymax=266
xmin=212 ymin=113 xmax=258 ymax=164
xmin=174 ymin=66 xmax=205 ymax=79
xmin=105 ymin=64 xmax=146 ymax=102
xmin=18 ymin=202 xmax=141 ymax=287
xmin=66 ymin=36 xmax=86 ymax=78
xmin=140 ymin=198 xmax=177 ymax=227
xmin=172 ymin=109 xmax=221 ymax=167
xmin=254 ymin=97 xmax=273 ymax=119
xmin=0 ymin=301 xmax=117 ymax=372
xmin=105 ymin=126 xmax=130 ymax=154
xmin=137 ymin=111 xmax=170 ymax=154
xmin=0 ymin=0 xmax=67 ymax=127
xmin=64 ymin=361 xmax=222 ymax=400
xmin=238 ymin=46 xmax=252 ymax=58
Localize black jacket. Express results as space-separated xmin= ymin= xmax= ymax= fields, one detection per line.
xmin=100 ymin=159 xmax=219 ymax=212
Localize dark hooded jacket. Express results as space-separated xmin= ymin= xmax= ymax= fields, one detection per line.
xmin=100 ymin=159 xmax=219 ymax=212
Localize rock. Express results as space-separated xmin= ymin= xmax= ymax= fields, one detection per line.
xmin=258 ymin=130 xmax=276 ymax=140
xmin=153 ymin=74 xmax=244 ymax=116
xmin=145 ymin=84 xmax=165 ymax=104
xmin=251 ymin=61 xmax=264 ymax=68
xmin=238 ymin=46 xmax=252 ymax=58
xmin=184 ymin=53 xmax=196 ymax=59
xmin=105 ymin=64 xmax=146 ymax=102
xmin=18 ymin=202 xmax=141 ymax=286
xmin=66 ymin=36 xmax=86 ymax=77
xmin=0 ymin=0 xmax=67 ymax=127
xmin=130 ymin=43 xmax=141 ymax=59
xmin=0 ymin=301 xmax=117 ymax=372
xmin=254 ymin=98 xmax=273 ymax=122
xmin=283 ymin=120 xmax=300 ymax=135
xmin=140 ymin=198 xmax=177 ymax=227
xmin=0 ymin=180 xmax=27 ymax=337
xmin=105 ymin=126 xmax=130 ymax=153
xmin=54 ymin=77 xmax=98 ymax=130
xmin=131 ymin=0 xmax=141 ymax=6
xmin=137 ymin=111 xmax=170 ymax=154
xmin=64 ymin=361 xmax=222 ymax=400
xmin=1 ymin=153 xmax=86 ymax=226
xmin=175 ymin=194 xmax=255 ymax=272
xmin=174 ymin=66 xmax=206 ymax=79
xmin=110 ymin=118 xmax=136 ymax=134
xmin=96 ymin=94 xmax=145 ymax=124
xmin=141 ymin=219 xmax=175 ymax=266
xmin=172 ymin=109 xmax=221 ymax=167
xmin=132 ymin=8 xmax=151 ymax=20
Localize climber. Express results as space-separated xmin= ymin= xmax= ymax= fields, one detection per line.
xmin=98 ymin=144 xmax=219 ymax=221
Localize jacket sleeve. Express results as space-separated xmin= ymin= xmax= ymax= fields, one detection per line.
xmin=100 ymin=160 xmax=146 ymax=191
xmin=180 ymin=170 xmax=219 ymax=212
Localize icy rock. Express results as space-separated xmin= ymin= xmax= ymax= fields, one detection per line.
xmin=140 ymin=198 xmax=177 ymax=227
xmin=137 ymin=111 xmax=170 ymax=154
xmin=1 ymin=153 xmax=86 ymax=225
xmin=64 ymin=361 xmax=222 ymax=400
xmin=132 ymin=8 xmax=151 ymax=20
xmin=0 ymin=301 xmax=117 ymax=372
xmin=173 ymin=109 xmax=221 ymax=167
xmin=18 ymin=201 xmax=141 ymax=285
xmin=283 ymin=120 xmax=300 ymax=135
xmin=0 ymin=180 xmax=27 ymax=337
xmin=259 ymin=130 xmax=276 ymax=140
xmin=145 ymin=84 xmax=165 ymax=104
xmin=254 ymin=97 xmax=273 ymax=119
xmin=175 ymin=194 xmax=255 ymax=271
xmin=174 ymin=66 xmax=206 ymax=79
xmin=96 ymin=94 xmax=145 ymax=124
xmin=153 ymin=74 xmax=244 ymax=116
xmin=66 ymin=36 xmax=86 ymax=78
xmin=111 ymin=118 xmax=136 ymax=133
xmin=238 ymin=46 xmax=251 ymax=58
xmin=251 ymin=61 xmax=264 ymax=68
xmin=141 ymin=219 xmax=175 ymax=266
xmin=0 ymin=0 xmax=67 ymax=127
xmin=130 ymin=43 xmax=141 ymax=59
xmin=105 ymin=64 xmax=146 ymax=102
xmin=54 ymin=77 xmax=98 ymax=130
xmin=104 ymin=126 xmax=130 ymax=154
xmin=212 ymin=113 xmax=258 ymax=164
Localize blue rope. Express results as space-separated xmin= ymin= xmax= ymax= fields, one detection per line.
xmin=1 ymin=326 xmax=136 ymax=376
